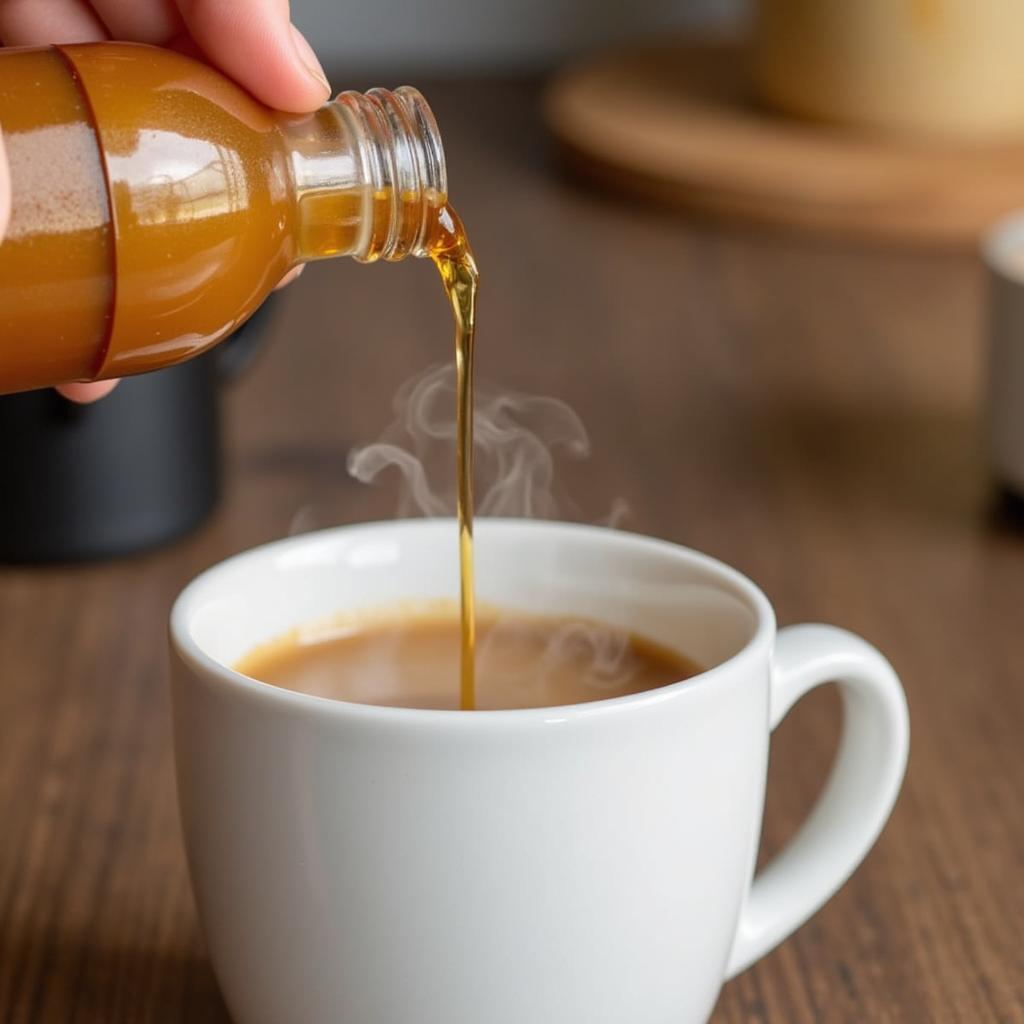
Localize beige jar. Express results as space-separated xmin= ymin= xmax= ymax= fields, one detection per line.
xmin=752 ymin=0 xmax=1024 ymax=141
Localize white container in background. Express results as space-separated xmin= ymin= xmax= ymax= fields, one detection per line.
xmin=983 ymin=213 xmax=1024 ymax=499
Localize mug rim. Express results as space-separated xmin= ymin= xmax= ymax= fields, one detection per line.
xmin=169 ymin=518 xmax=776 ymax=724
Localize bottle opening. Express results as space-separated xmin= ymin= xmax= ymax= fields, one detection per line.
xmin=332 ymin=87 xmax=448 ymax=262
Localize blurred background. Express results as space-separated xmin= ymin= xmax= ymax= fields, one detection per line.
xmin=291 ymin=0 xmax=742 ymax=72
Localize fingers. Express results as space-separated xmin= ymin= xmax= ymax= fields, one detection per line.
xmin=174 ymin=0 xmax=330 ymax=113
xmin=1 ymin=1 xmax=330 ymax=113
xmin=2 ymin=0 xmax=183 ymax=50
xmin=87 ymin=0 xmax=181 ymax=44
xmin=0 ymin=0 xmax=107 ymax=43
xmin=56 ymin=380 xmax=119 ymax=403
xmin=0 ymin=130 xmax=9 ymax=243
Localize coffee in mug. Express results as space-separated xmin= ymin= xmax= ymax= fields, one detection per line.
xmin=235 ymin=608 xmax=700 ymax=711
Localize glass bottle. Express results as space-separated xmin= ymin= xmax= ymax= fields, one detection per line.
xmin=0 ymin=42 xmax=449 ymax=394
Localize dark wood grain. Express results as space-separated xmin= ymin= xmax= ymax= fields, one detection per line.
xmin=2 ymin=77 xmax=1022 ymax=1023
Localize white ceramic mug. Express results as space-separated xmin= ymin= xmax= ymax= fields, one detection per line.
xmin=983 ymin=211 xmax=1024 ymax=500
xmin=170 ymin=519 xmax=909 ymax=1024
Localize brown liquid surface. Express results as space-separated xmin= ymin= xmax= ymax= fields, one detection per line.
xmin=235 ymin=611 xmax=699 ymax=711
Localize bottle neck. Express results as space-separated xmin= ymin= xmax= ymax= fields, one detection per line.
xmin=282 ymin=87 xmax=448 ymax=264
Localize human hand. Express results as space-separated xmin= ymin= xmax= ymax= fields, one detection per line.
xmin=0 ymin=0 xmax=327 ymax=402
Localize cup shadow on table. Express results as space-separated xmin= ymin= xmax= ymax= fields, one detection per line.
xmin=0 ymin=929 xmax=230 ymax=1024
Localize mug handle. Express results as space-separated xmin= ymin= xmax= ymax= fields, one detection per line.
xmin=726 ymin=624 xmax=910 ymax=978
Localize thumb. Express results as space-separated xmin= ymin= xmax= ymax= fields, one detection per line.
xmin=0 ymin=128 xmax=9 ymax=243
xmin=175 ymin=0 xmax=331 ymax=113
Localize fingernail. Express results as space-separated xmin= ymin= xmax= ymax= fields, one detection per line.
xmin=55 ymin=379 xmax=120 ymax=404
xmin=290 ymin=23 xmax=330 ymax=94
xmin=274 ymin=265 xmax=305 ymax=291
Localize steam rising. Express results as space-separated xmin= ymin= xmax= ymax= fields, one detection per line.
xmin=477 ymin=616 xmax=648 ymax=701
xmin=348 ymin=363 xmax=592 ymax=519
xmin=343 ymin=365 xmax=649 ymax=702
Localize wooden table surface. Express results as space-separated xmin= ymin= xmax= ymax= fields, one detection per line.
xmin=2 ymin=77 xmax=1022 ymax=1024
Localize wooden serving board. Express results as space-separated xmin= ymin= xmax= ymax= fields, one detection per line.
xmin=544 ymin=38 xmax=1024 ymax=246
